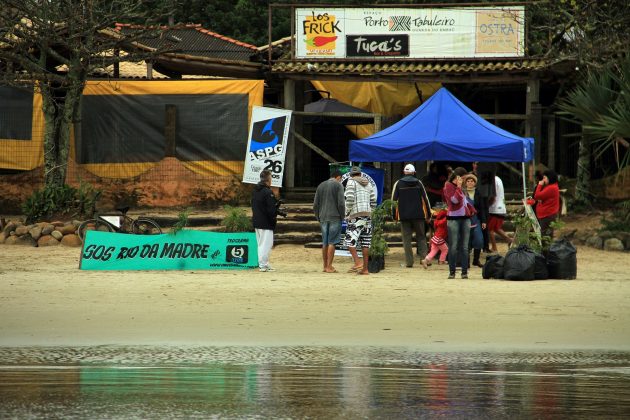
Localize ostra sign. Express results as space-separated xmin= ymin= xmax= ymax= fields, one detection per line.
xmin=295 ymin=6 xmax=525 ymax=59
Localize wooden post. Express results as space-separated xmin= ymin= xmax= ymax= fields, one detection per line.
xmin=525 ymin=79 xmax=541 ymax=161
xmin=373 ymin=114 xmax=382 ymax=169
xmin=525 ymin=79 xmax=541 ymax=185
xmin=547 ymin=116 xmax=556 ymax=170
xmin=164 ymin=104 xmax=177 ymax=157
xmin=283 ymin=79 xmax=296 ymax=188
xmin=532 ymin=104 xmax=543 ymax=163
xmin=373 ymin=114 xmax=382 ymax=133
xmin=294 ymin=80 xmax=305 ymax=186
xmin=559 ymin=119 xmax=569 ymax=175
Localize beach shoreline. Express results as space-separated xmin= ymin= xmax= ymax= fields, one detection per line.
xmin=1 ymin=242 xmax=629 ymax=352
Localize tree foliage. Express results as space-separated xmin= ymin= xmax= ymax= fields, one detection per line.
xmin=558 ymin=57 xmax=630 ymax=204
xmin=0 ymin=0 xmax=170 ymax=190
xmin=528 ymin=0 xmax=630 ymax=66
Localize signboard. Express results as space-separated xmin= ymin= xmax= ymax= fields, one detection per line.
xmin=243 ymin=106 xmax=292 ymax=187
xmin=79 ymin=230 xmax=258 ymax=271
xmin=346 ymin=34 xmax=410 ymax=57
xmin=295 ymin=7 xmax=525 ymax=59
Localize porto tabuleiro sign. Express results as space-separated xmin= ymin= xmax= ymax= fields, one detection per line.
xmin=242 ymin=106 xmax=292 ymax=188
xmin=79 ymin=230 xmax=258 ymax=271
xmin=295 ymin=7 xmax=525 ymax=59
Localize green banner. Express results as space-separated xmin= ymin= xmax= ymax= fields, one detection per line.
xmin=79 ymin=230 xmax=258 ymax=271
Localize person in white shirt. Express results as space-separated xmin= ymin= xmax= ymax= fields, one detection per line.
xmin=487 ymin=175 xmax=512 ymax=252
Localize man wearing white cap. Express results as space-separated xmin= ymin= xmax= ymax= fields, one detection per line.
xmin=392 ymin=164 xmax=432 ymax=268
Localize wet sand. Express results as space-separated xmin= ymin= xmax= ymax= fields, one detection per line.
xmin=0 ymin=241 xmax=629 ymax=351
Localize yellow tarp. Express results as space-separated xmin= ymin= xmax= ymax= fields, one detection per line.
xmin=0 ymin=93 xmax=44 ymax=171
xmin=310 ymin=80 xmax=441 ymax=138
xmin=0 ymin=80 xmax=263 ymax=178
xmin=79 ymin=80 xmax=264 ymax=178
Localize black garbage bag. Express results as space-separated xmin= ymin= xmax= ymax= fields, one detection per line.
xmin=503 ymin=245 xmax=536 ymax=280
xmin=534 ymin=252 xmax=549 ymax=280
xmin=547 ymin=239 xmax=577 ymax=279
xmin=482 ymin=254 xmax=505 ymax=279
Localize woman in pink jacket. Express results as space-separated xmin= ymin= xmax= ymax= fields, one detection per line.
xmin=442 ymin=167 xmax=470 ymax=279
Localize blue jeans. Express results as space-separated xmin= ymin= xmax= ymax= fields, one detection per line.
xmin=320 ymin=220 xmax=342 ymax=245
xmin=469 ymin=223 xmax=484 ymax=250
xmin=447 ymin=218 xmax=471 ymax=274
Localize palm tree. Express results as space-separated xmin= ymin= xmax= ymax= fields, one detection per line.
xmin=557 ymin=57 xmax=630 ymax=206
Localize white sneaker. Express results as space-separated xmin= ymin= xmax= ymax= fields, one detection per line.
xmin=259 ymin=265 xmax=275 ymax=272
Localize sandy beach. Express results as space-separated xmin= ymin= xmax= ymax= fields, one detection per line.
xmin=1 ymin=238 xmax=629 ymax=352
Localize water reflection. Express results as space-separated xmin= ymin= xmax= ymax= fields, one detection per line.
xmin=0 ymin=347 xmax=629 ymax=418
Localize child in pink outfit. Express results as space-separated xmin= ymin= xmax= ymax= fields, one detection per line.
xmin=422 ymin=209 xmax=448 ymax=268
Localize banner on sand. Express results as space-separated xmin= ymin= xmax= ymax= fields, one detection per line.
xmin=242 ymin=106 xmax=292 ymax=188
xmin=79 ymin=230 xmax=258 ymax=271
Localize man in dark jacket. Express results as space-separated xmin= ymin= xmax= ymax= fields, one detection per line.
xmin=392 ymin=164 xmax=432 ymax=267
xmin=252 ymin=170 xmax=280 ymax=272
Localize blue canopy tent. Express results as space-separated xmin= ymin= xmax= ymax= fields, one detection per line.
xmin=349 ymin=87 xmax=534 ymax=198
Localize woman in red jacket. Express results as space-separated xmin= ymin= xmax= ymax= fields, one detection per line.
xmin=533 ymin=169 xmax=560 ymax=237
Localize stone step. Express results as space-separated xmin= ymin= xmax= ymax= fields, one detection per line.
xmin=280 ymin=188 xmax=316 ymax=203
xmin=274 ymin=221 xmax=321 ymax=233
xmin=275 ymin=232 xmax=321 ymax=245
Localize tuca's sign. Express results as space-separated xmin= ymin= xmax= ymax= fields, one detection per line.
xmin=79 ymin=230 xmax=258 ymax=271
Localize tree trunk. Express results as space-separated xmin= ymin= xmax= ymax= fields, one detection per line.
xmin=40 ymin=79 xmax=84 ymax=190
xmin=574 ymin=134 xmax=592 ymax=206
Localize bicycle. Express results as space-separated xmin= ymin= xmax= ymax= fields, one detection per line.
xmin=77 ymin=205 xmax=162 ymax=243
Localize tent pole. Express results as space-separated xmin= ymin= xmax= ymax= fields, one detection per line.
xmin=521 ymin=162 xmax=527 ymax=200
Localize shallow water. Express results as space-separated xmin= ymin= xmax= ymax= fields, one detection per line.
xmin=1 ymin=346 xmax=629 ymax=419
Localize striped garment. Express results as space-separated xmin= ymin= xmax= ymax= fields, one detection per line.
xmin=344 ymin=176 xmax=376 ymax=218
xmin=430 ymin=235 xmax=446 ymax=245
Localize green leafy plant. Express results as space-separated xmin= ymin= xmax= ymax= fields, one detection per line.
xmin=22 ymin=183 xmax=100 ymax=224
xmin=512 ymin=212 xmax=566 ymax=253
xmin=171 ymin=207 xmax=192 ymax=235
xmin=369 ymin=199 xmax=395 ymax=257
xmin=600 ymin=200 xmax=630 ymax=232
xmin=221 ymin=205 xmax=252 ymax=232
xmin=75 ymin=181 xmax=100 ymax=218
xmin=512 ymin=213 xmax=545 ymax=253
